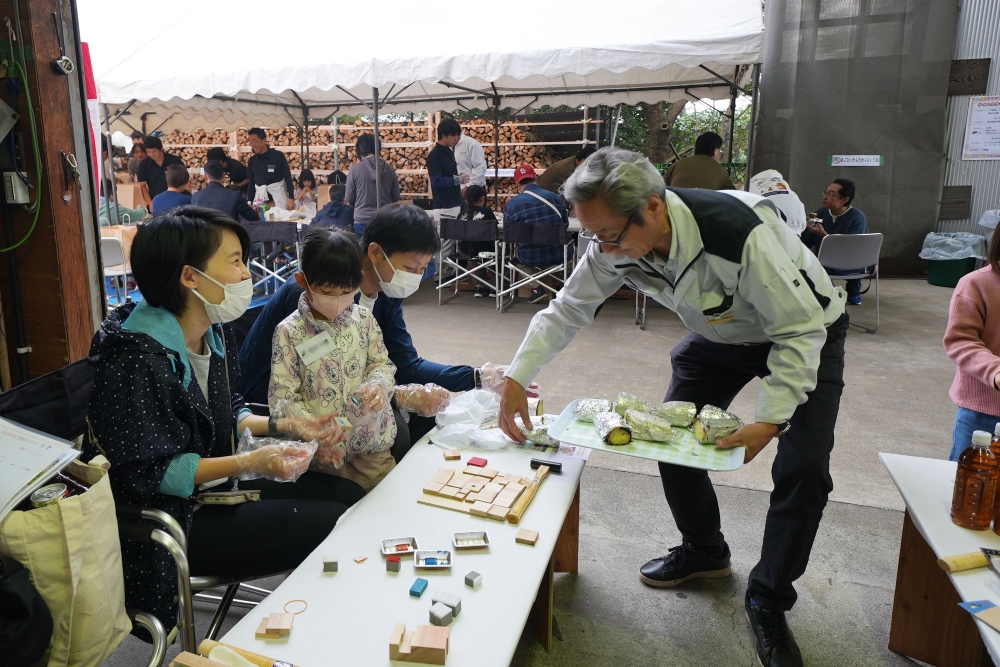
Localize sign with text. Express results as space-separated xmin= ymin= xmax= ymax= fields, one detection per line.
xmin=962 ymin=95 xmax=1000 ymax=160
xmin=828 ymin=155 xmax=883 ymax=167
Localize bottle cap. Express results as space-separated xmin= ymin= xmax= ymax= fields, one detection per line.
xmin=973 ymin=430 xmax=992 ymax=446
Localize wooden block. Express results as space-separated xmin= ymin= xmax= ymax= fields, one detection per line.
xmin=431 ymin=590 xmax=462 ymax=616
xmin=459 ymin=481 xmax=477 ymax=495
xmin=170 ymin=652 xmax=229 ymax=667
xmin=486 ymin=505 xmax=508 ymax=521
xmin=387 ymin=555 xmax=401 ymax=572
xmin=431 ymin=468 xmax=455 ymax=485
xmin=465 ymin=570 xmax=482 ymax=589
xmin=266 ymin=612 xmax=293 ymax=635
xmin=410 ymin=577 xmax=429 ymax=597
xmin=455 ymin=492 xmax=466 ymax=500
xmin=516 ymin=528 xmax=539 ymax=546
xmin=465 ymin=465 xmax=495 ymax=478
xmin=438 ymin=486 xmax=460 ymax=498
xmin=493 ymin=483 xmax=525 ymax=508
xmin=448 ymin=471 xmax=474 ymax=488
xmin=476 ymin=482 xmax=504 ymax=504
xmin=354 ymin=556 xmax=368 ymax=564
xmin=423 ymin=482 xmax=445 ymax=495
xmin=323 ymin=557 xmax=338 ymax=573
xmin=468 ymin=481 xmax=485 ymax=492
xmin=468 ymin=456 xmax=488 ymax=467
xmin=429 ymin=601 xmax=453 ymax=626
xmin=255 ymin=617 xmax=279 ymax=639
xmin=479 ymin=468 xmax=499 ymax=479
xmin=470 ymin=501 xmax=493 ymax=517
xmin=418 ymin=493 xmax=472 ymax=514
xmin=444 ymin=449 xmax=461 ymax=460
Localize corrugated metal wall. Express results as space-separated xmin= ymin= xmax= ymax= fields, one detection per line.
xmin=937 ymin=0 xmax=1000 ymax=235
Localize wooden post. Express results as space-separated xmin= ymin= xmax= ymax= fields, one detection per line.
xmin=528 ymin=554 xmax=555 ymax=652
xmin=553 ymin=485 xmax=579 ymax=573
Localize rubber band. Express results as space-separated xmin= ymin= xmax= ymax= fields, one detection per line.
xmin=284 ymin=599 xmax=308 ymax=615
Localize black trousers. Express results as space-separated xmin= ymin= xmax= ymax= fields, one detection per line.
xmin=658 ymin=313 xmax=848 ymax=611
xmin=188 ymin=472 xmax=365 ymax=577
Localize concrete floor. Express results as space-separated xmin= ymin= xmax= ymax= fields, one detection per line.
xmin=105 ymin=278 xmax=955 ymax=666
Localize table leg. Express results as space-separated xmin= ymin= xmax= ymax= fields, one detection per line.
xmin=888 ymin=509 xmax=995 ymax=667
xmin=554 ymin=485 xmax=580 ymax=574
xmin=529 ymin=554 xmax=555 ymax=652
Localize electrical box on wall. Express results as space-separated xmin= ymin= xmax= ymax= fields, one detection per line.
xmin=4 ymin=172 xmax=28 ymax=203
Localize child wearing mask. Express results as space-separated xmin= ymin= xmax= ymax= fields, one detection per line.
xmin=269 ymin=228 xmax=399 ymax=491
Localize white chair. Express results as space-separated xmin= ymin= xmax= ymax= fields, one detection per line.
xmin=100 ymin=237 xmax=130 ymax=306
xmin=817 ymin=233 xmax=883 ymax=334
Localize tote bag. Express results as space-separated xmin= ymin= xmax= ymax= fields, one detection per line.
xmin=0 ymin=459 xmax=131 ymax=667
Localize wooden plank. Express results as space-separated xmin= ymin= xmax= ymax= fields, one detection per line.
xmin=554 ymin=485 xmax=580 ymax=574
xmin=417 ymin=493 xmax=471 ymax=514
xmin=528 ymin=554 xmax=555 ymax=652
xmin=888 ymin=510 xmax=992 ymax=666
xmin=949 ymin=58 xmax=991 ymax=96
xmin=939 ymin=185 xmax=973 ymax=220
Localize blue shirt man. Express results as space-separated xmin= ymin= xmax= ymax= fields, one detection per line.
xmin=504 ymin=165 xmax=569 ymax=304
xmin=801 ymin=178 xmax=868 ymax=304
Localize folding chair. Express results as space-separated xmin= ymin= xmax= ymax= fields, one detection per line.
xmin=437 ymin=217 xmax=500 ymax=305
xmin=245 ymin=220 xmax=304 ymax=297
xmin=817 ymin=233 xmax=883 ymax=334
xmin=101 ymin=237 xmax=131 ymax=306
xmin=497 ymin=222 xmax=573 ymax=312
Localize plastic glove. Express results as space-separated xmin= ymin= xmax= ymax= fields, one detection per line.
xmin=396 ymin=383 xmax=453 ymax=417
xmin=272 ymin=399 xmax=349 ymax=450
xmin=480 ymin=362 xmax=541 ymax=398
xmin=234 ymin=428 xmax=317 ymax=482
xmin=357 ymin=379 xmax=389 ymax=414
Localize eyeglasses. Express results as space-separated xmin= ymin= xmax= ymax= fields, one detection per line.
xmin=822 ymin=190 xmax=844 ymax=198
xmin=579 ymin=210 xmax=639 ymax=246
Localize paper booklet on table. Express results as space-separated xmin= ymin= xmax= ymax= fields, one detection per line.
xmin=0 ymin=416 xmax=80 ymax=522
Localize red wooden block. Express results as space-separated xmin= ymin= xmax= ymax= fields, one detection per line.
xmin=468 ymin=457 xmax=488 ymax=468
xmin=387 ymin=555 xmax=401 ymax=563
xmin=396 ymin=544 xmax=409 ymax=552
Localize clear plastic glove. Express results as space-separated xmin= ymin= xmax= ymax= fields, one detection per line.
xmin=234 ymin=428 xmax=317 ymax=482
xmin=272 ymin=399 xmax=349 ymax=449
xmin=396 ymin=383 xmax=453 ymax=417
xmin=480 ymin=362 xmax=541 ymax=398
xmin=357 ymin=379 xmax=389 ymax=414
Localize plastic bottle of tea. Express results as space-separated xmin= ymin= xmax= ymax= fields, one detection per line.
xmin=952 ymin=430 xmax=998 ymax=530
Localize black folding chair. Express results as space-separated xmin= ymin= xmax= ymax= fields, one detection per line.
xmin=437 ymin=217 xmax=500 ymax=305
xmin=244 ymin=220 xmax=305 ymax=297
xmin=497 ymin=222 xmax=574 ymax=312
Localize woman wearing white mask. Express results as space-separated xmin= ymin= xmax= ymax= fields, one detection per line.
xmin=84 ymin=206 xmax=366 ymax=638
xmin=270 ymin=228 xmax=403 ymax=491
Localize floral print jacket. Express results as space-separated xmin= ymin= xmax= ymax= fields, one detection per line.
xmin=269 ymin=292 xmax=397 ymax=460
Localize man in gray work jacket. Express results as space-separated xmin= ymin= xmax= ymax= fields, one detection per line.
xmin=496 ymin=148 xmax=848 ymax=667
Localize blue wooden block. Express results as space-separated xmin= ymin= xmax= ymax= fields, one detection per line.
xmin=425 ymin=558 xmax=437 ymax=565
xmin=410 ymin=577 xmax=429 ymax=598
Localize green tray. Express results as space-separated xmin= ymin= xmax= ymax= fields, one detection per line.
xmin=548 ymin=399 xmax=745 ymax=471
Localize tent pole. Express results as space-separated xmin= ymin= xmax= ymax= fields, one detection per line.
xmin=373 ymin=87 xmax=380 ymax=209
xmin=726 ymin=68 xmax=737 ymax=168
xmin=303 ymin=106 xmax=310 ymax=169
xmin=595 ymin=106 xmax=601 ymax=148
xmin=610 ymin=103 xmax=622 ymax=147
xmin=333 ymin=116 xmax=339 ymax=173
xmin=493 ymin=95 xmax=500 ymax=209
xmin=744 ymin=63 xmax=761 ymax=192
xmin=102 ymin=111 xmax=122 ymax=227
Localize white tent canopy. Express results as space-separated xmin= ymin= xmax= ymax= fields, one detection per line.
xmin=79 ymin=0 xmax=762 ymax=131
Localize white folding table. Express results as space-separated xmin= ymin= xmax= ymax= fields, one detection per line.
xmin=217 ymin=431 xmax=584 ymax=666
xmin=880 ymin=452 xmax=1000 ymax=666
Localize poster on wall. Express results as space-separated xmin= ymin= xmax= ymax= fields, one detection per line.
xmin=962 ymin=96 xmax=1000 ymax=160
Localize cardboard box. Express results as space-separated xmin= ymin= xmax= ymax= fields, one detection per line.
xmin=317 ymin=184 xmax=331 ymax=207
xmin=114 ymin=172 xmax=129 ymax=184
xmin=117 ymin=182 xmax=150 ymax=209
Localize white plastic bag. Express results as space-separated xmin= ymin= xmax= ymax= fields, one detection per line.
xmin=429 ymin=423 xmax=509 ymax=451
xmin=435 ymin=389 xmax=500 ymax=427
xmin=978 ymin=210 xmax=1000 ymax=231
xmin=918 ymin=232 xmax=986 ymax=260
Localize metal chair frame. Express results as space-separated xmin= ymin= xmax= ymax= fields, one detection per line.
xmin=100 ymin=237 xmax=131 ymax=306
xmin=496 ymin=223 xmax=574 ymax=312
xmin=245 ymin=221 xmax=305 ymax=296
xmin=817 ymin=233 xmax=883 ymax=334
xmin=436 ymin=217 xmax=501 ymax=306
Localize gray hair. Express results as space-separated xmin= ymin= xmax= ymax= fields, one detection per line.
xmin=561 ymin=147 xmax=665 ymax=219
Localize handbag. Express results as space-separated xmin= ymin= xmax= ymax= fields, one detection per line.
xmin=0 ymin=458 xmax=131 ymax=667
xmin=0 ymin=553 xmax=53 ymax=667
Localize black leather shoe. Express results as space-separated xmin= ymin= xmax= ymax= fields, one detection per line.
xmin=638 ymin=542 xmax=732 ymax=588
xmin=744 ymin=593 xmax=803 ymax=667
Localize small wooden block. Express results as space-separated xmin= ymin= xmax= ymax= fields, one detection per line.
xmin=439 ymin=486 xmax=460 ymax=498
xmin=429 ymin=601 xmax=453 ymax=626
xmin=468 ymin=481 xmax=485 ymax=492
xmin=468 ymin=456 xmax=488 ymax=467
xmin=455 ymin=492 xmax=467 ymax=500
xmin=431 ymin=468 xmax=455 ymax=485
xmin=465 ymin=465 xmax=491 ymax=478
xmin=396 ymin=544 xmax=410 ymax=552
xmin=465 ymin=570 xmax=482 ymax=589
xmin=387 ymin=555 xmax=401 ymax=572
xmin=354 ymin=555 xmax=368 ymax=564
xmin=170 ymin=651 xmax=230 ymax=667
xmin=390 ymin=624 xmax=450 ymax=665
xmin=431 ymin=590 xmax=462 ymax=617
xmin=266 ymin=612 xmax=293 ymax=635
xmin=515 ymin=528 xmax=539 ymax=546
xmin=410 ymin=577 xmax=429 ymax=598
xmin=423 ymin=482 xmax=445 ymax=495
xmin=479 ymin=468 xmax=499 ymax=479
xmin=486 ymin=505 xmax=508 ymax=521
xmin=493 ymin=483 xmax=525 ymax=508
xmin=444 ymin=450 xmax=461 ymax=460
xmin=418 ymin=494 xmax=472 ymax=514
xmin=470 ymin=501 xmax=493 ymax=517
xmin=476 ymin=483 xmax=504 ymax=504
xmin=448 ymin=472 xmax=474 ymax=488
xmin=323 ymin=557 xmax=338 ymax=573
xmin=255 ymin=617 xmax=280 ymax=639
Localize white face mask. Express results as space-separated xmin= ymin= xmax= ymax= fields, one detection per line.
xmin=373 ymin=253 xmax=422 ymax=299
xmin=191 ymin=268 xmax=253 ymax=324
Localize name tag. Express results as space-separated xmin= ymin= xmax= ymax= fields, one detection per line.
xmin=295 ymin=331 xmax=335 ymax=366
xmin=268 ymin=165 xmax=275 ymax=173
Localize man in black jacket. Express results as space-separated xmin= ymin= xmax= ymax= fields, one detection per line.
xmin=192 ymin=161 xmax=260 ymax=221
xmin=206 ymin=147 xmax=249 ymax=197
xmin=135 ymin=135 xmax=185 ymax=200
xmin=246 ymin=128 xmax=294 ymax=209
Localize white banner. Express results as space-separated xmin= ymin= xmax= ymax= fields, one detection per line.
xmin=828 ymin=155 xmax=883 ymax=167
